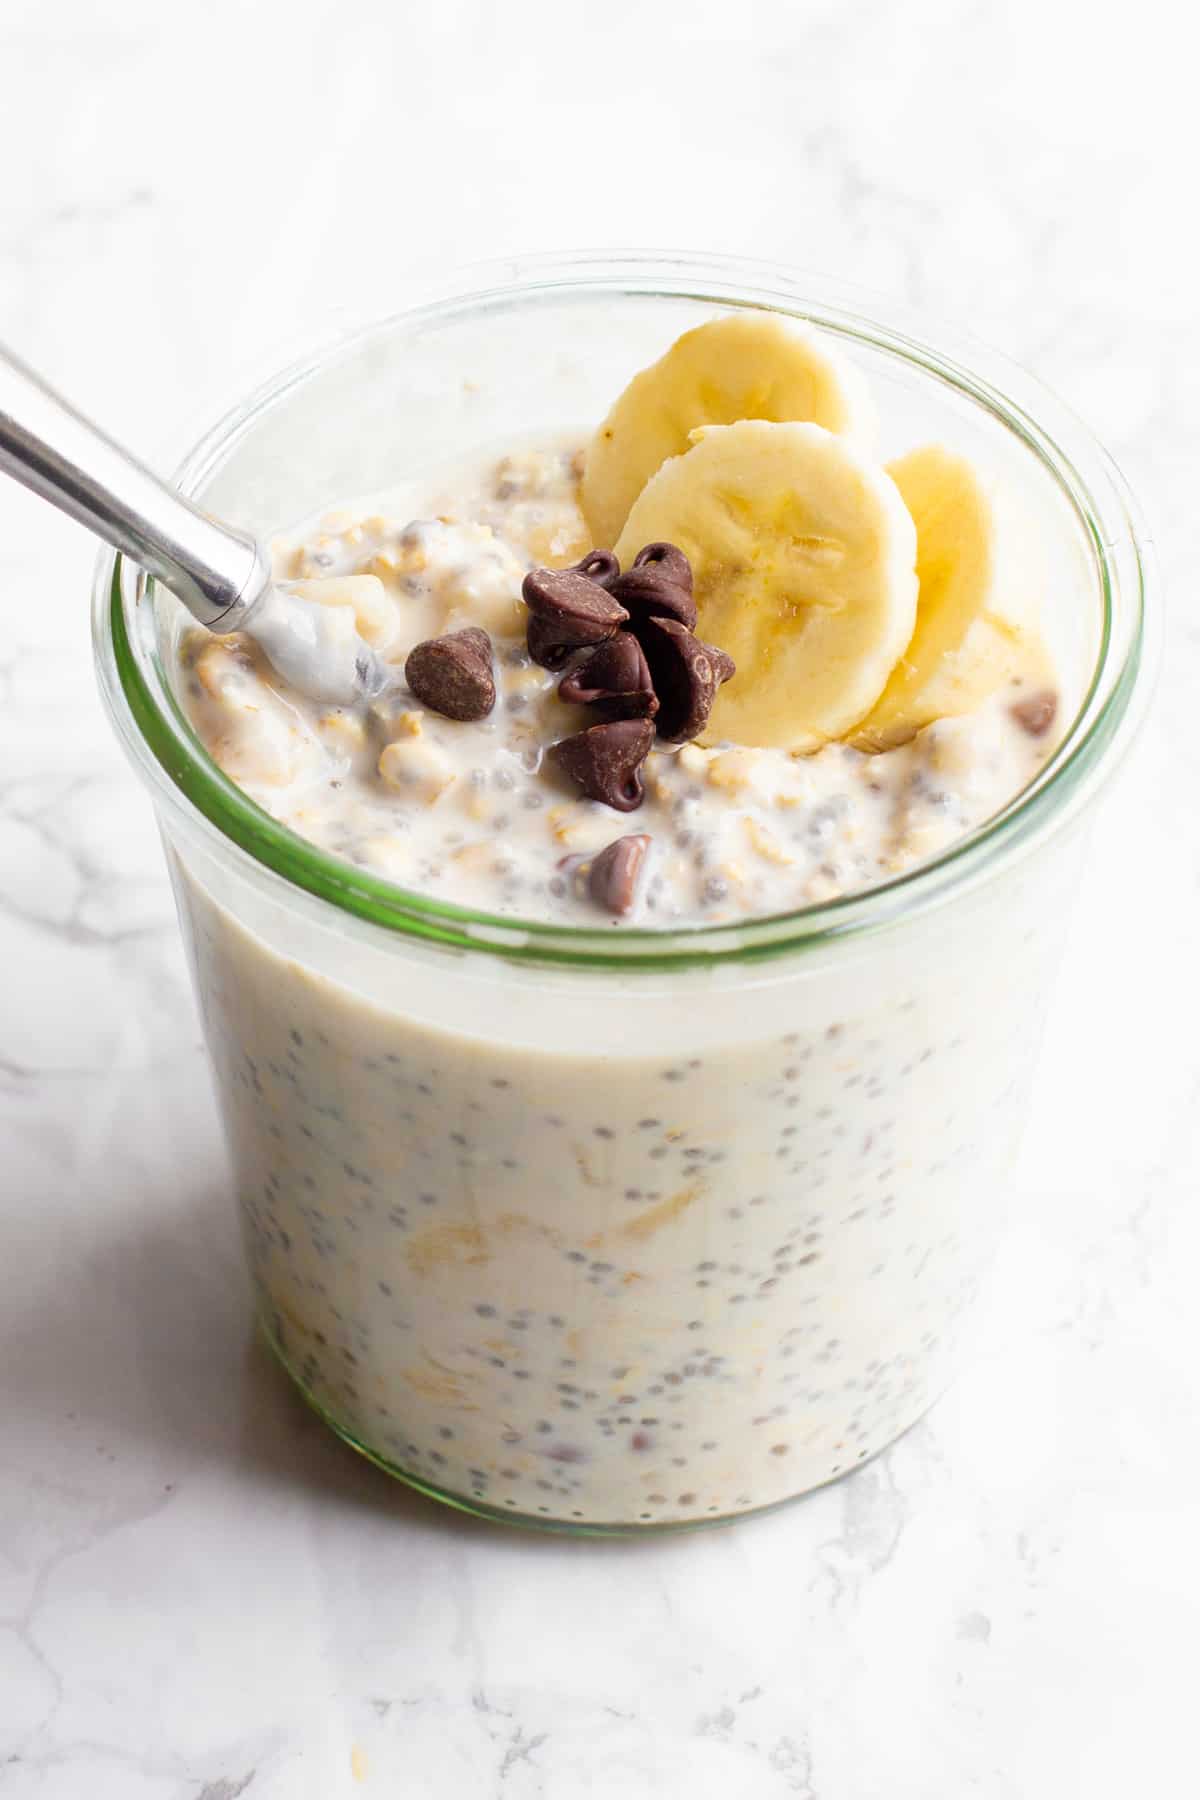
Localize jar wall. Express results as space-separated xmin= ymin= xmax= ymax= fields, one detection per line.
xmin=165 ymin=806 xmax=1087 ymax=1529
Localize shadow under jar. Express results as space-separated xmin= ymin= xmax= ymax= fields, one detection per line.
xmin=94 ymin=253 xmax=1155 ymax=1533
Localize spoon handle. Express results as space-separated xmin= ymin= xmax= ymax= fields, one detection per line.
xmin=0 ymin=344 xmax=270 ymax=629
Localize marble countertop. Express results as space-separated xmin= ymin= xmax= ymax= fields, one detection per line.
xmin=2 ymin=1 xmax=1197 ymax=1794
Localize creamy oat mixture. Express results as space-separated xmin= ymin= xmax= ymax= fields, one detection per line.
xmin=181 ymin=444 xmax=1057 ymax=924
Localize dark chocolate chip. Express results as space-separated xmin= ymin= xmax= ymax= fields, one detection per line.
xmin=641 ymin=617 xmax=734 ymax=743
xmin=558 ymin=633 xmax=659 ymax=719
xmin=1010 ymin=689 xmax=1058 ymax=737
xmin=404 ymin=627 xmax=496 ymax=720
xmin=564 ymin=549 xmax=621 ymax=590
xmin=587 ymin=834 xmax=652 ymax=915
xmin=611 ymin=572 xmax=698 ymax=633
xmin=610 ymin=541 xmax=697 ymax=632
xmin=522 ymin=567 xmax=629 ymax=669
xmin=550 ymin=717 xmax=655 ymax=812
xmin=524 ymin=615 xmax=575 ymax=671
xmin=632 ymin=542 xmax=692 ymax=593
xmin=708 ymin=645 xmax=737 ymax=686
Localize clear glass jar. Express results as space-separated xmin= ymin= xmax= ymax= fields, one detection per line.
xmin=93 ymin=254 xmax=1156 ymax=1533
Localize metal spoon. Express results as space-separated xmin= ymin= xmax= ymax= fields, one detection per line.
xmin=0 ymin=345 xmax=390 ymax=704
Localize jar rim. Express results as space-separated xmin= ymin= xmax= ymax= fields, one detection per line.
xmin=92 ymin=250 xmax=1158 ymax=972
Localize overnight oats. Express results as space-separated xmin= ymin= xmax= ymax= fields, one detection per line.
xmin=95 ymin=262 xmax=1153 ymax=1531
xmin=182 ymin=320 xmax=1060 ymax=929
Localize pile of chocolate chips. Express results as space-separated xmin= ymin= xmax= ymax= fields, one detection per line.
xmin=397 ymin=540 xmax=735 ymax=920
xmin=522 ymin=542 xmax=735 ymax=811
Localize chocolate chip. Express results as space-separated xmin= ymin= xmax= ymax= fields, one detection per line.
xmin=550 ymin=717 xmax=655 ymax=811
xmin=1010 ymin=689 xmax=1058 ymax=737
xmin=641 ymin=617 xmax=735 ymax=743
xmin=558 ymin=633 xmax=659 ymax=719
xmin=522 ymin=567 xmax=629 ymax=669
xmin=404 ymin=627 xmax=495 ymax=720
xmin=587 ymin=834 xmax=651 ymax=915
xmin=632 ymin=542 xmax=692 ymax=592
xmin=563 ymin=549 xmax=621 ymax=590
xmin=524 ymin=616 xmax=572 ymax=670
xmin=612 ymin=571 xmax=698 ymax=633
xmin=708 ymin=645 xmax=737 ymax=685
xmin=610 ymin=541 xmax=697 ymax=632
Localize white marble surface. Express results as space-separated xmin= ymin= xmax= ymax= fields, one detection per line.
xmin=1 ymin=1 xmax=1198 ymax=1793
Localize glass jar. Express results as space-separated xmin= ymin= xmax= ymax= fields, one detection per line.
xmin=93 ymin=253 xmax=1156 ymax=1533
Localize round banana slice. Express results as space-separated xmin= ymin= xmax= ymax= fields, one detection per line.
xmin=613 ymin=420 xmax=917 ymax=752
xmin=582 ymin=312 xmax=876 ymax=548
xmin=851 ymin=446 xmax=1035 ymax=751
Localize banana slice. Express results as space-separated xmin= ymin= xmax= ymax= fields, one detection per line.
xmin=613 ymin=420 xmax=917 ymax=752
xmin=851 ymin=446 xmax=1035 ymax=751
xmin=582 ymin=312 xmax=876 ymax=548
